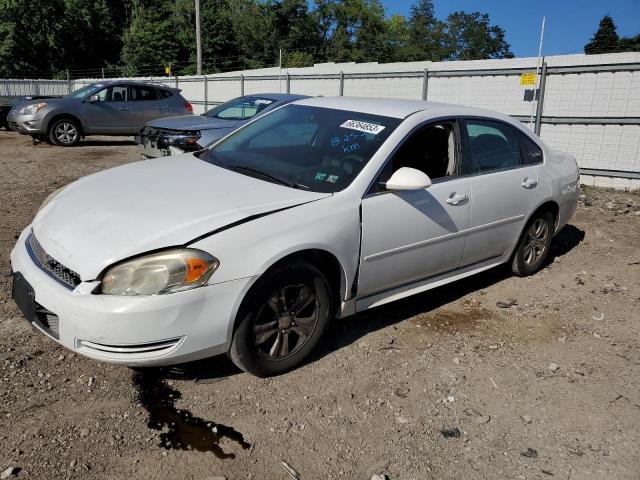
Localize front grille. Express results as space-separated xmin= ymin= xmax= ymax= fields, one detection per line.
xmin=26 ymin=232 xmax=81 ymax=289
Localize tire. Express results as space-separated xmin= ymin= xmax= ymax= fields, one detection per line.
xmin=511 ymin=211 xmax=555 ymax=277
xmin=228 ymin=261 xmax=332 ymax=377
xmin=49 ymin=118 xmax=81 ymax=146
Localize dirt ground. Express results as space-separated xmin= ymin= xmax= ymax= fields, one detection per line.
xmin=0 ymin=129 xmax=639 ymax=480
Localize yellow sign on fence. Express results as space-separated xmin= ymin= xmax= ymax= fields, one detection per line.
xmin=520 ymin=72 xmax=537 ymax=86
xmin=165 ymin=66 xmax=171 ymax=76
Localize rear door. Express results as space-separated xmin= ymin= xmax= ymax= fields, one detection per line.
xmin=129 ymin=85 xmax=168 ymax=132
xmin=83 ymin=84 xmax=130 ymax=134
xmin=459 ymin=119 xmax=540 ymax=267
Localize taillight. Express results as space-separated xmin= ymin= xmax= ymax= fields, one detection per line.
xmin=185 ymin=102 xmax=193 ymax=113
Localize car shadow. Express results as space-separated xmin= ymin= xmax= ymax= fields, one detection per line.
xmin=146 ymin=223 xmax=585 ymax=381
xmin=77 ymin=139 xmax=136 ymax=147
xmin=309 ymin=223 xmax=585 ymax=364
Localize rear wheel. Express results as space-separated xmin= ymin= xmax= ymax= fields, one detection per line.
xmin=49 ymin=118 xmax=81 ymax=146
xmin=228 ymin=261 xmax=332 ymax=377
xmin=511 ymin=211 xmax=554 ymax=276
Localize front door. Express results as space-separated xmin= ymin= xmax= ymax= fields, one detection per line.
xmin=83 ymin=84 xmax=130 ymax=134
xmin=459 ymin=119 xmax=540 ymax=267
xmin=357 ymin=120 xmax=471 ymax=299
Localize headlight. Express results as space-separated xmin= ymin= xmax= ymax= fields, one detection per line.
xmin=165 ymin=131 xmax=201 ymax=147
xmin=100 ymin=249 xmax=219 ymax=296
xmin=37 ymin=184 xmax=68 ymax=215
xmin=18 ymin=103 xmax=47 ymax=115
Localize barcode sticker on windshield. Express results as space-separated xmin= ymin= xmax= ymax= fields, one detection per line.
xmin=340 ymin=120 xmax=385 ymax=135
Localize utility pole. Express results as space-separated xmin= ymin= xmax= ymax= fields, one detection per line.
xmin=279 ymin=49 xmax=282 ymax=93
xmin=529 ymin=16 xmax=545 ymax=130
xmin=195 ymin=0 xmax=202 ymax=75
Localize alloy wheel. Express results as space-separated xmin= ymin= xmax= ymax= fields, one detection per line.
xmin=252 ymin=284 xmax=319 ymax=359
xmin=523 ymin=218 xmax=549 ymax=266
xmin=54 ymin=121 xmax=79 ymax=145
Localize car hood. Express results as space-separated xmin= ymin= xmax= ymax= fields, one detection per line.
xmin=32 ymin=155 xmax=330 ymax=280
xmin=149 ymin=115 xmax=241 ymax=131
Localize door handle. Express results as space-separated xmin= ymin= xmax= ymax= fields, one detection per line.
xmin=445 ymin=193 xmax=468 ymax=205
xmin=521 ymin=178 xmax=538 ymax=188
xmin=117 ymin=106 xmax=129 ymax=110
xmin=155 ymin=106 xmax=168 ymax=110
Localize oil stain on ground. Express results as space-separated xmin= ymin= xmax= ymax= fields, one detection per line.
xmin=133 ymin=370 xmax=251 ymax=459
xmin=411 ymin=307 xmax=493 ymax=334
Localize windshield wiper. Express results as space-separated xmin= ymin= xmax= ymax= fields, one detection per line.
xmin=227 ymin=164 xmax=296 ymax=188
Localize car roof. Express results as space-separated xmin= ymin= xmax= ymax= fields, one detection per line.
xmin=245 ymin=93 xmax=309 ymax=101
xmin=292 ymin=96 xmax=508 ymax=120
xmin=89 ymin=80 xmax=178 ymax=90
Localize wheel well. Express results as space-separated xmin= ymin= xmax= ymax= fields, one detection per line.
xmin=262 ymin=249 xmax=345 ymax=316
xmin=47 ymin=114 xmax=84 ymax=136
xmin=530 ymin=200 xmax=559 ymax=231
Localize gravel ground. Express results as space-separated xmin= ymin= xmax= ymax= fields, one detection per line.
xmin=0 ymin=130 xmax=639 ymax=480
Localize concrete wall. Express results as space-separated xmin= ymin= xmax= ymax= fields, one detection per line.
xmin=3 ymin=52 xmax=639 ymax=188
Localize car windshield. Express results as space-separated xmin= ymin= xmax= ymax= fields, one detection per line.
xmin=199 ymin=104 xmax=402 ymax=193
xmin=204 ymin=96 xmax=275 ymax=121
xmin=64 ymin=83 xmax=104 ymax=99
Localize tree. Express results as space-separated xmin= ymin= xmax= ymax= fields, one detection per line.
xmin=120 ymin=0 xmax=182 ymax=76
xmin=443 ymin=11 xmax=513 ymax=60
xmin=0 ymin=0 xmax=65 ymax=78
xmin=406 ymin=0 xmax=445 ymax=61
xmin=58 ymin=0 xmax=125 ymax=75
xmin=315 ymin=0 xmax=390 ymax=63
xmin=584 ymin=15 xmax=620 ymax=54
xmin=618 ymin=34 xmax=640 ymax=53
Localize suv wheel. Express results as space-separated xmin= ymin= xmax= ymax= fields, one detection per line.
xmin=228 ymin=261 xmax=332 ymax=377
xmin=49 ymin=118 xmax=81 ymax=146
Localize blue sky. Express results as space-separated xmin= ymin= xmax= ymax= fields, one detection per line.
xmin=380 ymin=0 xmax=640 ymax=57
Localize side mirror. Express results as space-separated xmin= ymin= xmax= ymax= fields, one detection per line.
xmin=385 ymin=167 xmax=432 ymax=191
xmin=87 ymin=94 xmax=99 ymax=103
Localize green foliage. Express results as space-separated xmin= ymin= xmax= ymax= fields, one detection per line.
xmin=0 ymin=0 xmax=519 ymax=79
xmin=442 ymin=11 xmax=513 ymax=60
xmin=0 ymin=0 xmax=65 ymax=77
xmin=121 ymin=0 xmax=182 ymax=76
xmin=585 ymin=15 xmax=640 ymax=54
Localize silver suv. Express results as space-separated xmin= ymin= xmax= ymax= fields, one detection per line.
xmin=7 ymin=81 xmax=193 ymax=146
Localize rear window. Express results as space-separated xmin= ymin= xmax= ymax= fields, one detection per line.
xmin=465 ymin=120 xmax=521 ymax=173
xmin=205 ymin=96 xmax=275 ymax=121
xmin=131 ymin=85 xmax=159 ymax=101
xmin=517 ymin=130 xmax=544 ymax=165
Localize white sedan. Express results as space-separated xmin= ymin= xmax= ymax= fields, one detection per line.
xmin=10 ymin=97 xmax=579 ymax=376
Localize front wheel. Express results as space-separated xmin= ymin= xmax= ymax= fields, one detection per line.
xmin=228 ymin=261 xmax=332 ymax=377
xmin=49 ymin=118 xmax=81 ymax=146
xmin=511 ymin=211 xmax=554 ymax=276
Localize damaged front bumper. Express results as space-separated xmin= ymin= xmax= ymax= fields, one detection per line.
xmin=136 ymin=126 xmax=202 ymax=158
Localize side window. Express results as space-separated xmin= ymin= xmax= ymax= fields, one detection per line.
xmin=93 ymin=87 xmax=109 ymax=102
xmin=158 ymin=89 xmax=173 ymax=99
xmin=465 ymin=120 xmax=521 ymax=173
xmin=131 ymin=85 xmax=159 ymax=101
xmin=371 ymin=121 xmax=458 ymax=193
xmin=517 ymin=131 xmax=544 ymax=165
xmin=110 ymin=85 xmax=128 ymax=102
